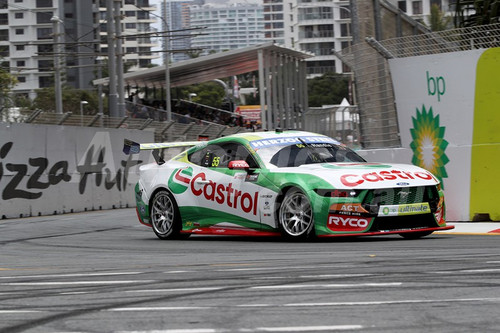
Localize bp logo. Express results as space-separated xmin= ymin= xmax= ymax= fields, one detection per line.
xmin=168 ymin=167 xmax=193 ymax=194
xmin=410 ymin=105 xmax=449 ymax=185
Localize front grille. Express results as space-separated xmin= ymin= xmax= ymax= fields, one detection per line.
xmin=362 ymin=186 xmax=440 ymax=214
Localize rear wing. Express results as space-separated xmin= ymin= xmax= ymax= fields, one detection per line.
xmin=123 ymin=139 xmax=201 ymax=164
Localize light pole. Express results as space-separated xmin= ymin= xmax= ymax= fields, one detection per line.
xmin=80 ymin=100 xmax=88 ymax=126
xmin=188 ymin=93 xmax=197 ymax=102
xmin=51 ymin=16 xmax=63 ymax=114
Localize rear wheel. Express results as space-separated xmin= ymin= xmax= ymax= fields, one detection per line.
xmin=150 ymin=190 xmax=188 ymax=240
xmin=278 ymin=187 xmax=314 ymax=240
xmin=399 ymin=231 xmax=433 ymax=239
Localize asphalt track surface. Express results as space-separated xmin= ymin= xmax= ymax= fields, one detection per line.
xmin=1 ymin=208 xmax=500 ymax=333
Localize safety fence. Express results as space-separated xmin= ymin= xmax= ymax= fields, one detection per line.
xmin=0 ymin=103 xmax=248 ymax=143
xmin=338 ymin=0 xmax=500 ymax=149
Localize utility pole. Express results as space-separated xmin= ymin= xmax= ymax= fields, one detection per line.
xmin=106 ymin=0 xmax=118 ymax=117
xmin=163 ymin=0 xmax=172 ymax=122
xmin=51 ymin=16 xmax=63 ymax=114
xmin=114 ymin=0 xmax=125 ymax=117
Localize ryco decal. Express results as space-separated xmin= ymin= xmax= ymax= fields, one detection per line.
xmin=327 ymin=215 xmax=372 ymax=232
xmin=190 ymin=173 xmax=259 ymax=216
xmin=340 ymin=170 xmax=435 ymax=187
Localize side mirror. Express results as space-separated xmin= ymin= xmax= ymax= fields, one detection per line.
xmin=228 ymin=160 xmax=250 ymax=170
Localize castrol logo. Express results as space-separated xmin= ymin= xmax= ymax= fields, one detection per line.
xmin=327 ymin=215 xmax=372 ymax=232
xmin=340 ymin=170 xmax=436 ymax=187
xmin=190 ymin=173 xmax=258 ymax=216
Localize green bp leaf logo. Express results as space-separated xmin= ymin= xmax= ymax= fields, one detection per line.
xmin=410 ymin=105 xmax=449 ymax=184
xmin=168 ymin=167 xmax=193 ymax=194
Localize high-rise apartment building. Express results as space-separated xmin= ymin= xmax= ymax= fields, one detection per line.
xmin=389 ymin=0 xmax=454 ymax=22
xmin=0 ymin=0 xmax=158 ymax=101
xmin=263 ymin=0 xmax=351 ymax=77
xmin=0 ymin=0 xmax=100 ymax=100
xmin=189 ymin=1 xmax=265 ymax=56
xmin=104 ymin=0 xmax=159 ymax=70
xmin=161 ymin=0 xmax=193 ymax=63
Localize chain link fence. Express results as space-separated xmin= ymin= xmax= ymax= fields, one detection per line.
xmin=338 ymin=0 xmax=500 ymax=149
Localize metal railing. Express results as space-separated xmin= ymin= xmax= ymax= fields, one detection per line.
xmin=1 ymin=105 xmax=248 ymax=143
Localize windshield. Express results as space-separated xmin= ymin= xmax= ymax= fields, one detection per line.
xmin=255 ymin=141 xmax=365 ymax=168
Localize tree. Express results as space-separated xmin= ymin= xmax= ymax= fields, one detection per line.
xmin=0 ymin=62 xmax=18 ymax=113
xmin=177 ymin=81 xmax=226 ymax=108
xmin=428 ymin=4 xmax=452 ymax=31
xmin=33 ymin=86 xmax=100 ymax=114
xmin=307 ymin=72 xmax=349 ymax=107
xmin=454 ymin=0 xmax=500 ymax=27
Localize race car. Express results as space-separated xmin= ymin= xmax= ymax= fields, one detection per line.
xmin=124 ymin=130 xmax=453 ymax=240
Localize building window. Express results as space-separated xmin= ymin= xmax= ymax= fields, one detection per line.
xmin=16 ymin=60 xmax=26 ymax=67
xmin=0 ymin=45 xmax=8 ymax=57
xmin=37 ymin=27 xmax=52 ymax=39
xmin=412 ymin=1 xmax=423 ymax=15
xmin=38 ymin=59 xmax=53 ymax=71
xmin=37 ymin=12 xmax=53 ymax=24
xmin=0 ymin=13 xmax=8 ymax=25
xmin=36 ymin=0 xmax=53 ymax=8
xmin=39 ymin=76 xmax=54 ymax=88
xmin=38 ymin=44 xmax=53 ymax=53
xmin=16 ymin=45 xmax=25 ymax=51
xmin=17 ymin=76 xmax=26 ymax=83
xmin=15 ymin=28 xmax=24 ymax=35
xmin=15 ymin=12 xmax=23 ymax=19
xmin=398 ymin=1 xmax=407 ymax=12
xmin=0 ymin=29 xmax=8 ymax=41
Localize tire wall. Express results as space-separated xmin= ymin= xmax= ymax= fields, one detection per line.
xmin=0 ymin=123 xmax=154 ymax=219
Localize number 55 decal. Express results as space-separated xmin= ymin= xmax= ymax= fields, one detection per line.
xmin=211 ymin=156 xmax=220 ymax=167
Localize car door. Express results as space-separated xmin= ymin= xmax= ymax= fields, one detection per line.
xmin=185 ymin=141 xmax=263 ymax=230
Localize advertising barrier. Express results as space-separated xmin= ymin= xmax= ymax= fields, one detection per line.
xmin=387 ymin=47 xmax=500 ymax=221
xmin=0 ymin=123 xmax=153 ymax=219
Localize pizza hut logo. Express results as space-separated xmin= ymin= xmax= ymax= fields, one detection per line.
xmin=327 ymin=215 xmax=372 ymax=232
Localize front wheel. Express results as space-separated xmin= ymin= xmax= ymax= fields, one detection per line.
xmin=278 ymin=187 xmax=315 ymax=240
xmin=150 ymin=190 xmax=188 ymax=240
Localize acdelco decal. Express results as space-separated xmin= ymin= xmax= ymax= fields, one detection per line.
xmin=340 ymin=170 xmax=435 ymax=187
xmin=327 ymin=215 xmax=372 ymax=232
xmin=190 ymin=173 xmax=258 ymax=215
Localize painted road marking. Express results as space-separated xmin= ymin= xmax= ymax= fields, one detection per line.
xmin=0 ymin=272 xmax=143 ymax=279
xmin=108 ymin=307 xmax=211 ymax=311
xmin=251 ymin=282 xmax=402 ymax=289
xmin=0 ymin=310 xmax=42 ymax=313
xmin=114 ymin=325 xmax=363 ymax=332
xmin=282 ymin=297 xmax=500 ymax=307
xmin=1 ymin=280 xmax=154 ymax=286
xmin=125 ymin=287 xmax=224 ymax=293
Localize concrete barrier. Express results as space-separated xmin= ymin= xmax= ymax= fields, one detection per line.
xmin=0 ymin=123 xmax=153 ymax=219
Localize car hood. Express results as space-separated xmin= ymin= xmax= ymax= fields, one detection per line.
xmin=271 ymin=162 xmax=439 ymax=189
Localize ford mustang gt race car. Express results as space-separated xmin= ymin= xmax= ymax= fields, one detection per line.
xmin=124 ymin=130 xmax=453 ymax=240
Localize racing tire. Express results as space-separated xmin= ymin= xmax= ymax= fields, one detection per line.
xmin=399 ymin=231 xmax=433 ymax=239
xmin=150 ymin=190 xmax=189 ymax=240
xmin=278 ymin=187 xmax=315 ymax=240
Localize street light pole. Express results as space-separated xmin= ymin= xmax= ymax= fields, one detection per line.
xmin=106 ymin=0 xmax=118 ymax=117
xmin=80 ymin=100 xmax=88 ymax=126
xmin=163 ymin=0 xmax=172 ymax=123
xmin=51 ymin=16 xmax=63 ymax=114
